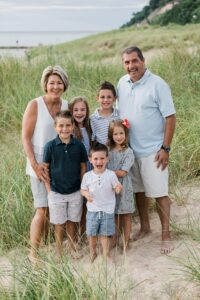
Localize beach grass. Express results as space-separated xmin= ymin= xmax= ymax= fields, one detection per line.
xmin=0 ymin=23 xmax=200 ymax=297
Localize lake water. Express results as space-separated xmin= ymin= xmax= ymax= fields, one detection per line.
xmin=0 ymin=30 xmax=100 ymax=57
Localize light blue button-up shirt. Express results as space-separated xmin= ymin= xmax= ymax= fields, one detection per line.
xmin=116 ymin=69 xmax=176 ymax=158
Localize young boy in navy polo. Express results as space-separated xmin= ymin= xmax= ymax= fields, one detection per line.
xmin=43 ymin=110 xmax=87 ymax=258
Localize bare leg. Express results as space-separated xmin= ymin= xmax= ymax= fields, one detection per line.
xmin=55 ymin=224 xmax=65 ymax=257
xmin=111 ymin=215 xmax=121 ymax=249
xmin=44 ymin=209 xmax=49 ymax=245
xmin=80 ymin=202 xmax=87 ymax=240
xmin=66 ymin=221 xmax=76 ymax=251
xmin=134 ymin=192 xmax=151 ymax=240
xmin=88 ymin=236 xmax=97 ymax=262
xmin=122 ymin=214 xmax=132 ymax=251
xmin=100 ymin=236 xmax=111 ymax=260
xmin=156 ymin=196 xmax=174 ymax=254
xmin=29 ymin=207 xmax=49 ymax=263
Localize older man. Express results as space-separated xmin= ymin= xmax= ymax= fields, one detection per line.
xmin=117 ymin=46 xmax=176 ymax=254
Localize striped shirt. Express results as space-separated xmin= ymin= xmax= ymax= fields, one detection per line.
xmin=90 ymin=108 xmax=120 ymax=145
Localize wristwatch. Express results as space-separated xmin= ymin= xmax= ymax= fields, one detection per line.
xmin=161 ymin=145 xmax=171 ymax=153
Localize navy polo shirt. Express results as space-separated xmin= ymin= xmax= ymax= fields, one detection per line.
xmin=43 ymin=135 xmax=88 ymax=194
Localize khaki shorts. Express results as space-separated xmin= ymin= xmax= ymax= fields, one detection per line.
xmin=48 ymin=190 xmax=83 ymax=224
xmin=132 ymin=153 xmax=168 ymax=198
xmin=30 ymin=177 xmax=48 ymax=208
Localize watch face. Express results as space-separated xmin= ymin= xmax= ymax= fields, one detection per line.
xmin=161 ymin=145 xmax=170 ymax=152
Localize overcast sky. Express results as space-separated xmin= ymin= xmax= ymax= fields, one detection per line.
xmin=0 ymin=0 xmax=149 ymax=32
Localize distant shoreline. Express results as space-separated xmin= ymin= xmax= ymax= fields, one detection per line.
xmin=0 ymin=46 xmax=32 ymax=49
xmin=0 ymin=48 xmax=29 ymax=58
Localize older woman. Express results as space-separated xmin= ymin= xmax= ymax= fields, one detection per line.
xmin=22 ymin=65 xmax=69 ymax=263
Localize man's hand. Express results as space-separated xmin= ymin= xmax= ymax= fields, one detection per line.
xmin=155 ymin=149 xmax=169 ymax=170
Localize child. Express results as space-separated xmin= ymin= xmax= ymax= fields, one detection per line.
xmin=81 ymin=143 xmax=122 ymax=262
xmin=69 ymin=96 xmax=92 ymax=239
xmin=43 ymin=110 xmax=88 ymax=258
xmin=90 ymin=81 xmax=120 ymax=145
xmin=107 ymin=119 xmax=135 ymax=252
xmin=69 ymin=96 xmax=92 ymax=171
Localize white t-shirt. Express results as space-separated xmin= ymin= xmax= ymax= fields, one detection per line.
xmin=81 ymin=169 xmax=120 ymax=214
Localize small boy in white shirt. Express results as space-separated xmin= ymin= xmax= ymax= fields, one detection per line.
xmin=81 ymin=142 xmax=122 ymax=262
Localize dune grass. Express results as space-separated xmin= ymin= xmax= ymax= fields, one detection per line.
xmin=0 ymin=23 xmax=200 ymax=297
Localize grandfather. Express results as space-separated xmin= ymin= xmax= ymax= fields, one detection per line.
xmin=117 ymin=46 xmax=176 ymax=254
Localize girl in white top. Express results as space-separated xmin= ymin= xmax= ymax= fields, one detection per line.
xmin=69 ymin=96 xmax=93 ymax=240
xmin=107 ymin=119 xmax=135 ymax=252
xmin=22 ymin=65 xmax=68 ymax=264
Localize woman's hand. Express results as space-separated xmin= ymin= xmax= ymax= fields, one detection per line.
xmin=33 ymin=162 xmax=50 ymax=182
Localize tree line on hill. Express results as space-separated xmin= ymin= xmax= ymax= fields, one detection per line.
xmin=121 ymin=0 xmax=200 ymax=27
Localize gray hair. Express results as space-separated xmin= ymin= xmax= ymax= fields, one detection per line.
xmin=41 ymin=65 xmax=69 ymax=92
xmin=122 ymin=46 xmax=144 ymax=61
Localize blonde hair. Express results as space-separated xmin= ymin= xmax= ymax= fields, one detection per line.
xmin=107 ymin=119 xmax=129 ymax=150
xmin=69 ymin=96 xmax=92 ymax=142
xmin=41 ymin=65 xmax=69 ymax=93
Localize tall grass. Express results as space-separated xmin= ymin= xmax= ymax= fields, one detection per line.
xmin=0 ymin=255 xmax=137 ymax=299
xmin=0 ymin=26 xmax=200 ymax=298
xmin=0 ymin=46 xmax=200 ymax=251
xmin=0 ymin=135 xmax=31 ymax=251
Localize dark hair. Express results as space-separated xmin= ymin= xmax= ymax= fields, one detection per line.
xmin=97 ymin=81 xmax=117 ymax=97
xmin=89 ymin=142 xmax=108 ymax=157
xmin=54 ymin=110 xmax=73 ymax=124
xmin=107 ymin=119 xmax=129 ymax=150
xmin=122 ymin=46 xmax=144 ymax=61
xmin=69 ymin=96 xmax=92 ymax=141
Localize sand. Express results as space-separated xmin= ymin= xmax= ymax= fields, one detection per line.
xmin=0 ymin=183 xmax=200 ymax=299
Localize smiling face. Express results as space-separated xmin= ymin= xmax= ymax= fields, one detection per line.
xmin=46 ymin=74 xmax=65 ymax=100
xmin=112 ymin=125 xmax=126 ymax=149
xmin=122 ymin=51 xmax=146 ymax=82
xmin=97 ymin=89 xmax=116 ymax=112
xmin=54 ymin=117 xmax=73 ymax=143
xmin=72 ymin=101 xmax=87 ymax=127
xmin=89 ymin=150 xmax=108 ymax=174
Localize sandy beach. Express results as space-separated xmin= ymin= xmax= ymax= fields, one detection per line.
xmin=1 ymin=183 xmax=200 ymax=299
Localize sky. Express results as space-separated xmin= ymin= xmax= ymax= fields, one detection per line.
xmin=0 ymin=0 xmax=150 ymax=32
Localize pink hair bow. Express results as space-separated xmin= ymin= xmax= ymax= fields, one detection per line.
xmin=122 ymin=118 xmax=130 ymax=129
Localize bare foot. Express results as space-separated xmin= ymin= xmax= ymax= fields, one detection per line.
xmin=132 ymin=229 xmax=151 ymax=241
xmin=106 ymin=255 xmax=115 ymax=264
xmin=121 ymin=242 xmax=132 ymax=254
xmin=70 ymin=250 xmax=83 ymax=260
xmin=161 ymin=240 xmax=174 ymax=255
xmin=90 ymin=253 xmax=97 ymax=263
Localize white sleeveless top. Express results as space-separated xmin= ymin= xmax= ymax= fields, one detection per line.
xmin=26 ymin=96 xmax=68 ymax=178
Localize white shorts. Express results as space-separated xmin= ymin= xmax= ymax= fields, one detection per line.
xmin=48 ymin=190 xmax=83 ymax=224
xmin=30 ymin=177 xmax=48 ymax=208
xmin=132 ymin=153 xmax=168 ymax=198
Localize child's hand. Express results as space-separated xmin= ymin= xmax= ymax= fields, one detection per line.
xmin=85 ymin=191 xmax=93 ymax=202
xmin=115 ymin=183 xmax=122 ymax=194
